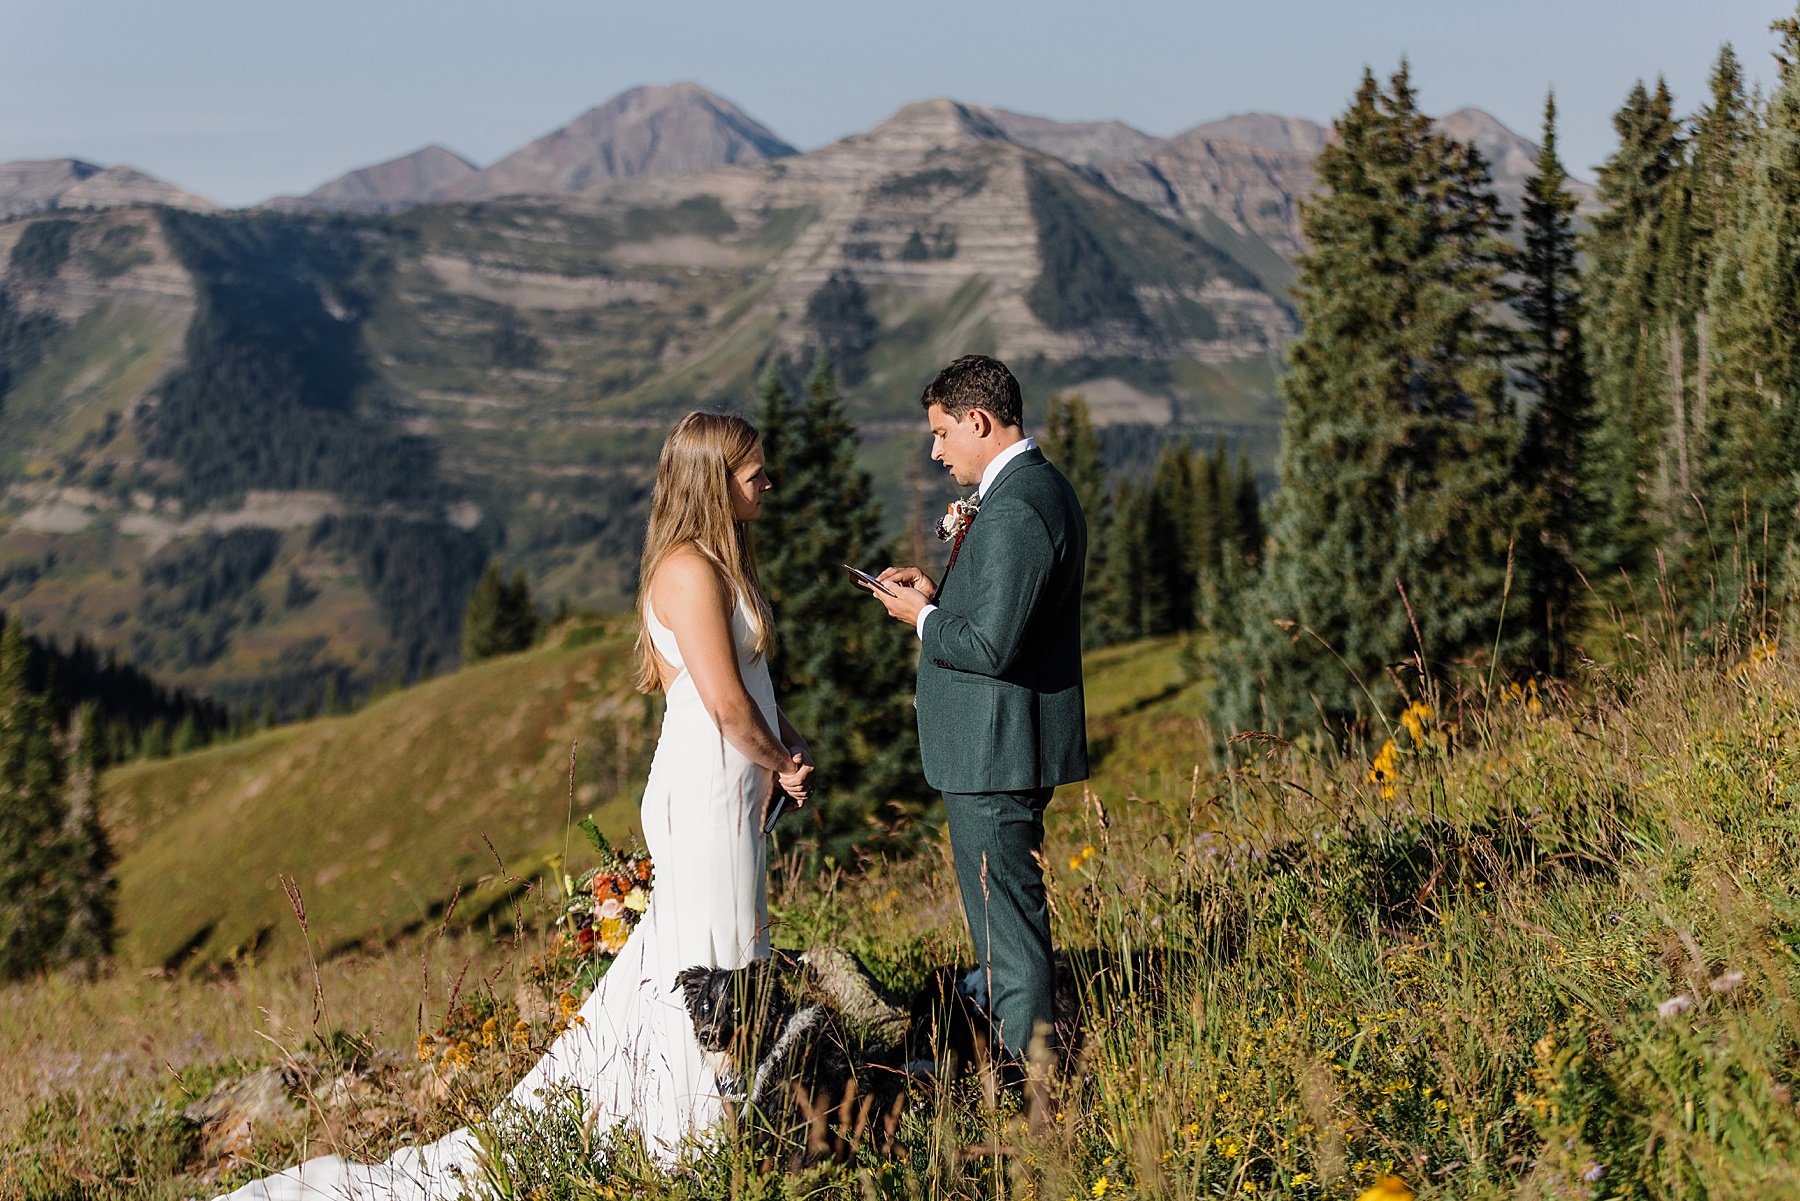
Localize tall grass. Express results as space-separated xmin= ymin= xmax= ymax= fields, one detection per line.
xmin=6 ymin=631 xmax=1800 ymax=1199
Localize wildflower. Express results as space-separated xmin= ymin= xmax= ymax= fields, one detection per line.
xmin=417 ymin=1033 xmax=435 ymax=1062
xmin=1291 ymin=1173 xmax=1313 ymax=1186
xmin=1368 ymin=740 xmax=1399 ymax=799
xmin=1400 ymin=701 xmax=1431 ymax=745
xmin=480 ymin=1016 xmax=499 ymax=1048
xmin=1091 ymin=1176 xmax=1110 ymax=1198
xmin=1581 ymin=1162 xmax=1606 ymax=1183
xmin=1657 ymin=994 xmax=1695 ymax=1019
xmin=1710 ymin=970 xmax=1745 ymax=994
xmin=558 ymin=992 xmax=580 ymax=1016
xmin=512 ymin=1020 xmax=531 ymax=1049
xmin=1355 ymin=1175 xmax=1413 ymax=1201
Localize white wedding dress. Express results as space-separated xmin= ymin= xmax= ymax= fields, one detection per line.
xmin=219 ymin=594 xmax=776 ymax=1199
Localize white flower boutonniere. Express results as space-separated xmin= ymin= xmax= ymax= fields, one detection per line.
xmin=935 ymin=495 xmax=980 ymax=543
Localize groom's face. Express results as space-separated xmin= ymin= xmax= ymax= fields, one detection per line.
xmin=927 ymin=403 xmax=987 ymax=488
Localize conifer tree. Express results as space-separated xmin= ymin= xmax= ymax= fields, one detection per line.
xmin=1092 ymin=479 xmax=1149 ymax=645
xmin=757 ymin=353 xmax=929 ymax=860
xmin=1041 ymin=393 xmax=1115 ymax=647
xmin=1515 ymin=92 xmax=1597 ymax=673
xmin=1704 ymin=12 xmax=1800 ymax=616
xmin=1214 ymin=65 xmax=1523 ymax=736
xmin=461 ymin=563 xmax=539 ymax=663
xmin=0 ymin=620 xmax=74 ymax=979
xmin=1143 ymin=443 xmax=1199 ymax=636
xmin=54 ymin=705 xmax=114 ymax=971
xmin=1582 ymin=78 xmax=1685 ymax=591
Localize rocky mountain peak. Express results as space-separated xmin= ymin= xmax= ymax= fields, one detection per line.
xmin=1171 ymin=113 xmax=1329 ymax=155
xmin=265 ymin=144 xmax=477 ymax=213
xmin=968 ymin=106 xmax=1164 ymax=165
xmin=843 ymin=98 xmax=1014 ymax=156
xmin=1435 ymin=106 xmax=1542 ymax=178
xmin=435 ymin=82 xmax=795 ymax=201
xmin=0 ymin=158 xmax=216 ymax=220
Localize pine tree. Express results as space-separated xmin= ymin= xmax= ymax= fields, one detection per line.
xmin=758 ymin=353 xmax=930 ymax=861
xmin=54 ymin=704 xmax=114 ymax=971
xmin=0 ymin=620 xmax=74 ymax=979
xmin=462 ymin=562 xmax=539 ymax=663
xmin=1582 ymin=78 xmax=1685 ymax=593
xmin=1214 ymin=65 xmax=1524 ymax=736
xmin=1703 ymin=13 xmax=1800 ymax=619
xmin=1143 ymin=442 xmax=1199 ymax=636
xmin=1093 ymin=480 xmax=1150 ymax=645
xmin=1515 ymin=92 xmax=1597 ymax=674
xmin=1040 ymin=393 xmax=1115 ymax=647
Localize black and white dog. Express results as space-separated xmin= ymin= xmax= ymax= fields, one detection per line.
xmin=675 ymin=949 xmax=908 ymax=1165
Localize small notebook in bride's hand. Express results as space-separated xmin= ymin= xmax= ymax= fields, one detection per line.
xmin=763 ymin=793 xmax=791 ymax=835
xmin=843 ymin=564 xmax=893 ymax=596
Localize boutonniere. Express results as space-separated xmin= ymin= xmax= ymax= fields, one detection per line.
xmin=935 ymin=495 xmax=980 ymax=543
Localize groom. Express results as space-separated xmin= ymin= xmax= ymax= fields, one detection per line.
xmin=870 ymin=354 xmax=1088 ymax=1078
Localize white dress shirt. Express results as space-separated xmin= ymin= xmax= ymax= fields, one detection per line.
xmin=915 ymin=437 xmax=1038 ymax=639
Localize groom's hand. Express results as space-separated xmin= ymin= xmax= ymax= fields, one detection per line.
xmin=877 ymin=566 xmax=936 ymax=601
xmin=871 ymin=580 xmax=931 ymax=626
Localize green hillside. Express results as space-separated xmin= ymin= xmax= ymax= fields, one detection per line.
xmin=102 ymin=617 xmax=662 ymax=968
xmin=101 ymin=624 xmax=1201 ymax=971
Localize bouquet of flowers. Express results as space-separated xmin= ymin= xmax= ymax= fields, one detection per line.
xmin=533 ymin=817 xmax=654 ymax=995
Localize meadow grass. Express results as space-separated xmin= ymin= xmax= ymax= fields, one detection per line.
xmin=5 ymin=633 xmax=1800 ymax=1199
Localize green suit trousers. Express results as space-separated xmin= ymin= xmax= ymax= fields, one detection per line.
xmin=943 ymin=786 xmax=1055 ymax=1060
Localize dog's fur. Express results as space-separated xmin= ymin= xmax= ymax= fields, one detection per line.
xmin=675 ymin=952 xmax=907 ymax=1166
xmin=678 ymin=945 xmax=1191 ymax=1164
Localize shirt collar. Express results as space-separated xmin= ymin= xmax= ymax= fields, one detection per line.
xmin=977 ymin=437 xmax=1036 ymax=500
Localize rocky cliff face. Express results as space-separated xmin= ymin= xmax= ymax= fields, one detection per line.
xmin=0 ymin=159 xmax=216 ymax=220
xmin=436 ymin=82 xmax=796 ymax=202
xmin=264 ymin=145 xmax=477 ymax=213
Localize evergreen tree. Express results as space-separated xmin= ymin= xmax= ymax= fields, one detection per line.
xmin=54 ymin=705 xmax=114 ymax=971
xmin=1703 ymin=12 xmax=1800 ymax=618
xmin=1143 ymin=442 xmax=1199 ymax=636
xmin=1515 ymin=92 xmax=1597 ymax=673
xmin=757 ymin=353 xmax=930 ymax=861
xmin=461 ymin=563 xmax=540 ymax=663
xmin=1214 ymin=65 xmax=1524 ymax=736
xmin=1582 ymin=78 xmax=1685 ymax=591
xmin=1040 ymin=393 xmax=1116 ymax=647
xmin=0 ymin=621 xmax=74 ymax=979
xmin=1092 ymin=480 xmax=1150 ymax=645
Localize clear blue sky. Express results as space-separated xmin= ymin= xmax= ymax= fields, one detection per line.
xmin=2 ymin=1 xmax=1788 ymax=207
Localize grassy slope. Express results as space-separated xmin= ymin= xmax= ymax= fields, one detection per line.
xmin=12 ymin=634 xmax=1800 ymax=1198
xmin=103 ymin=618 xmax=661 ymax=968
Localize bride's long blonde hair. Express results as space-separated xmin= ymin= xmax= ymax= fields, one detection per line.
xmin=634 ymin=411 xmax=776 ymax=693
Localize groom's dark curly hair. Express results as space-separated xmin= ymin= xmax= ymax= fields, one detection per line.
xmin=920 ymin=355 xmax=1024 ymax=429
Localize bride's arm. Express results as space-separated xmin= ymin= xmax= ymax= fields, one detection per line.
xmin=651 ymin=551 xmax=806 ymax=779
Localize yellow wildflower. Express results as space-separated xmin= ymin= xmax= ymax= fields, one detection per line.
xmin=1368 ymin=739 xmax=1400 ymax=799
xmin=1091 ymin=1177 xmax=1110 ymax=1199
xmin=480 ymin=1016 xmax=499 ymax=1047
xmin=416 ymin=1033 xmax=434 ymax=1062
xmin=1356 ymin=1176 xmax=1413 ymax=1201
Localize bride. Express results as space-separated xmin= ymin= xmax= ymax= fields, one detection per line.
xmin=221 ymin=411 xmax=815 ymax=1199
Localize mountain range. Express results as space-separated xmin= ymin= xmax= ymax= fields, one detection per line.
xmin=0 ymin=82 xmax=1588 ymax=714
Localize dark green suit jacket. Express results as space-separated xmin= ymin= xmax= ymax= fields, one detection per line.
xmin=916 ymin=446 xmax=1088 ymax=794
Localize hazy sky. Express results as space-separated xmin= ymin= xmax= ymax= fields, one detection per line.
xmin=2 ymin=1 xmax=1788 ymax=207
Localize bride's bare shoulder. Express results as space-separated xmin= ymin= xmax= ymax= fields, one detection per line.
xmin=648 ymin=545 xmax=729 ymax=621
